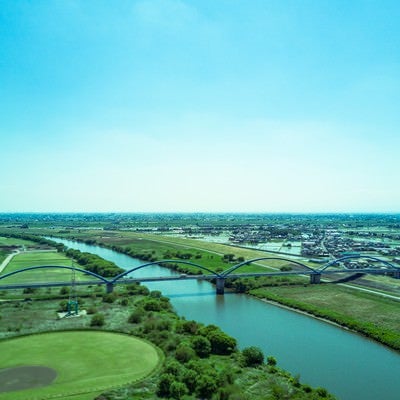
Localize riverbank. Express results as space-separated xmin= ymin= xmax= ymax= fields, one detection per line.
xmin=257 ymin=297 xmax=352 ymax=331
xmin=249 ymin=284 xmax=400 ymax=352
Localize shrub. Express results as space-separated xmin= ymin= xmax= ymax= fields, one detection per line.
xmin=119 ymin=298 xmax=129 ymax=306
xmin=267 ymin=356 xmax=277 ymax=366
xmin=59 ymin=286 xmax=70 ymax=295
xmin=58 ymin=300 xmax=68 ymax=312
xmin=90 ymin=313 xmax=105 ymax=327
xmin=102 ymin=293 xmax=117 ymax=303
xmin=143 ymin=299 xmax=162 ymax=311
xmin=316 ymin=387 xmax=328 ymax=397
xmin=86 ymin=306 xmax=97 ymax=315
xmin=128 ymin=309 xmax=144 ymax=324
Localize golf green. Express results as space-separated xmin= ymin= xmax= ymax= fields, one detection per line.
xmin=0 ymin=331 xmax=161 ymax=400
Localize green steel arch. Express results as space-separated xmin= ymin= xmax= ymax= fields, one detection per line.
xmin=0 ymin=265 xmax=110 ymax=284
xmin=222 ymin=257 xmax=317 ymax=277
xmin=110 ymin=259 xmax=221 ymax=283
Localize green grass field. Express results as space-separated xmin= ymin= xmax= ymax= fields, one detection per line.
xmin=252 ymin=284 xmax=400 ymax=332
xmin=0 ymin=251 xmax=94 ymax=285
xmin=0 ymin=331 xmax=161 ymax=400
xmin=0 ymin=237 xmax=36 ymax=247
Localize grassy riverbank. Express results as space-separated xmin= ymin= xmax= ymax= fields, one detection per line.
xmin=250 ymin=284 xmax=400 ymax=350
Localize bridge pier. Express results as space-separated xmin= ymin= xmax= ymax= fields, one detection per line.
xmin=310 ymin=273 xmax=321 ymax=284
xmin=216 ymin=277 xmax=225 ymax=295
xmin=106 ymin=282 xmax=114 ymax=293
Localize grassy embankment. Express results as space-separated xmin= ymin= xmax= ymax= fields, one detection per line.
xmin=1 ymin=251 xmax=81 ymax=284
xmin=44 ymin=229 xmax=400 ymax=352
xmin=0 ymin=249 xmax=333 ymax=400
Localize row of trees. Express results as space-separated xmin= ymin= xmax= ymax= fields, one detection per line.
xmin=64 ymin=248 xmax=124 ymax=277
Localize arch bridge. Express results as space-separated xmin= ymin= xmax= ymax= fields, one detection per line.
xmin=0 ymin=255 xmax=399 ymax=295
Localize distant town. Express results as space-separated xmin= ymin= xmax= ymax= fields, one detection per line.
xmin=1 ymin=213 xmax=399 ymax=269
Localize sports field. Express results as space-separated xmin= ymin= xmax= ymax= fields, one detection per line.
xmin=0 ymin=331 xmax=161 ymax=400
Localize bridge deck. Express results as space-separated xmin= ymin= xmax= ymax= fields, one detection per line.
xmin=0 ymin=268 xmax=395 ymax=291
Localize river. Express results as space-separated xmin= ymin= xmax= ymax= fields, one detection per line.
xmin=54 ymin=238 xmax=400 ymax=400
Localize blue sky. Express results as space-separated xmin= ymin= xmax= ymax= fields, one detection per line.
xmin=1 ymin=0 xmax=399 ymax=212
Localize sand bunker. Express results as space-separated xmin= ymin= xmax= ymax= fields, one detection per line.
xmin=0 ymin=366 xmax=57 ymax=393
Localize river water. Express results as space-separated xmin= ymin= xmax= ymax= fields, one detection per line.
xmin=54 ymin=238 xmax=400 ymax=400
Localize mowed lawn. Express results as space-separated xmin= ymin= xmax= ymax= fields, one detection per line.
xmin=0 ymin=251 xmax=94 ymax=285
xmin=0 ymin=331 xmax=161 ymax=400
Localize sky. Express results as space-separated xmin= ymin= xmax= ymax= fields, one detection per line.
xmin=1 ymin=0 xmax=399 ymax=213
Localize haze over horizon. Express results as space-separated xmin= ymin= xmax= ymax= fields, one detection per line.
xmin=1 ymin=1 xmax=399 ymax=213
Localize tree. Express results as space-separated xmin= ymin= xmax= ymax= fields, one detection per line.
xmin=170 ymin=381 xmax=188 ymax=399
xmin=164 ymin=360 xmax=183 ymax=377
xmin=175 ymin=344 xmax=196 ymax=363
xmin=196 ymin=375 xmax=218 ymax=399
xmin=207 ymin=330 xmax=237 ymax=355
xmin=192 ymin=335 xmax=211 ymax=358
xmin=180 ymin=320 xmax=200 ymax=335
xmin=156 ymin=373 xmax=175 ymax=397
xmin=182 ymin=369 xmax=197 ymax=393
xmin=223 ymin=254 xmax=236 ymax=262
xmin=242 ymin=346 xmax=264 ymax=367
